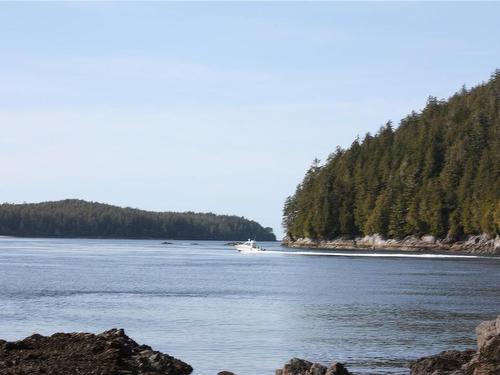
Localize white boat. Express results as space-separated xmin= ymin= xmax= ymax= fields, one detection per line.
xmin=235 ymin=239 xmax=265 ymax=253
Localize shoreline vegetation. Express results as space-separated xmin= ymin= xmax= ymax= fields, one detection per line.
xmin=283 ymin=71 xmax=500 ymax=253
xmin=0 ymin=199 xmax=276 ymax=241
xmin=1 ymin=315 xmax=498 ymax=374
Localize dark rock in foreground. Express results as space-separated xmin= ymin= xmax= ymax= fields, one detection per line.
xmin=409 ymin=350 xmax=476 ymax=374
xmin=275 ymin=357 xmax=351 ymax=375
xmin=2 ymin=316 xmax=498 ymax=375
xmin=410 ymin=315 xmax=500 ymax=375
xmin=0 ymin=328 xmax=193 ymax=375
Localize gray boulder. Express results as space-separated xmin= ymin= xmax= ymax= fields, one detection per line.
xmin=476 ymin=317 xmax=500 ymax=349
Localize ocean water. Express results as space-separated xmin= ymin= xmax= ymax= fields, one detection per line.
xmin=0 ymin=238 xmax=499 ymax=375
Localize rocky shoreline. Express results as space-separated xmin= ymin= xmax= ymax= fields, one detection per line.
xmin=283 ymin=234 xmax=500 ymax=256
xmin=1 ymin=316 xmax=498 ymax=374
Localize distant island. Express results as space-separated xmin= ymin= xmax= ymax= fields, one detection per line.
xmin=0 ymin=199 xmax=276 ymax=241
xmin=283 ymin=70 xmax=499 ymax=254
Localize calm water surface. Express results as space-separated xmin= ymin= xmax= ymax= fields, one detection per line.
xmin=0 ymin=238 xmax=499 ymax=374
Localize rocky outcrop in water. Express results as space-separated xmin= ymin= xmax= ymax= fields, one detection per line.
xmin=409 ymin=350 xmax=476 ymax=374
xmin=275 ymin=358 xmax=351 ymax=375
xmin=284 ymin=234 xmax=500 ymax=256
xmin=410 ymin=315 xmax=500 ymax=374
xmin=0 ymin=328 xmax=193 ymax=375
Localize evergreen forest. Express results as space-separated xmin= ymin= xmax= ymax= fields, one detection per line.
xmin=0 ymin=199 xmax=276 ymax=241
xmin=283 ymin=71 xmax=500 ymax=241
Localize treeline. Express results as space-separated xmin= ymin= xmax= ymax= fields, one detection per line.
xmin=0 ymin=199 xmax=276 ymax=241
xmin=283 ymin=70 xmax=500 ymax=241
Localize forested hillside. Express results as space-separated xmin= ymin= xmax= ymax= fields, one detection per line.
xmin=283 ymin=70 xmax=500 ymax=241
xmin=0 ymin=200 xmax=275 ymax=240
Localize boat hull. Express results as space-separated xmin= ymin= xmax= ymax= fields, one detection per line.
xmin=235 ymin=244 xmax=265 ymax=253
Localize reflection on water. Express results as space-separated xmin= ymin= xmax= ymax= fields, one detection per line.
xmin=0 ymin=238 xmax=499 ymax=374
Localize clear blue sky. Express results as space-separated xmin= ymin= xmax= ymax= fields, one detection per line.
xmin=1 ymin=2 xmax=499 ymax=238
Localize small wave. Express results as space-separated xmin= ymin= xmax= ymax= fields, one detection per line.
xmin=2 ymin=288 xmax=276 ymax=300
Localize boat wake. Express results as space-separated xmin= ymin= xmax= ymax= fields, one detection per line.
xmin=260 ymin=250 xmax=497 ymax=260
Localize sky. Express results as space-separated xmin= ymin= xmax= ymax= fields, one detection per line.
xmin=1 ymin=2 xmax=500 ymax=239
